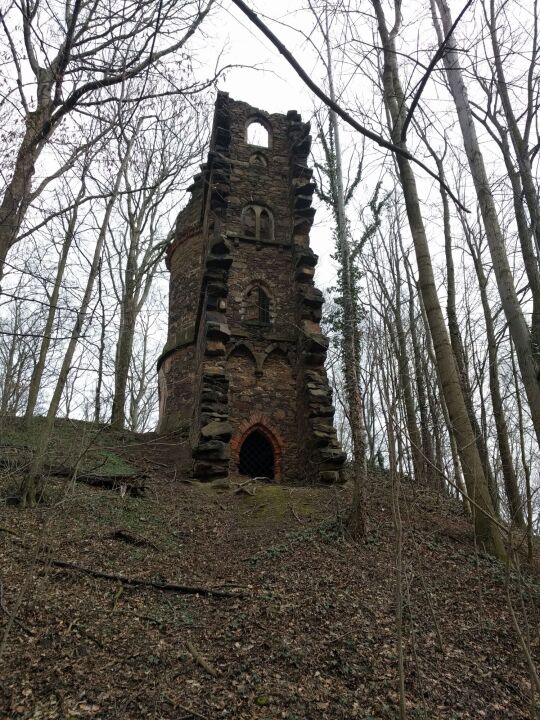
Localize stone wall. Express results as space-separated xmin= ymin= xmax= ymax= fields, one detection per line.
xmin=157 ymin=92 xmax=346 ymax=483
xmin=226 ymin=347 xmax=298 ymax=482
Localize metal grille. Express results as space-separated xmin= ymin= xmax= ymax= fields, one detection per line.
xmin=239 ymin=430 xmax=275 ymax=479
xmin=258 ymin=288 xmax=270 ymax=324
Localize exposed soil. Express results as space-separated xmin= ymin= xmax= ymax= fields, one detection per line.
xmin=1 ymin=432 xmax=539 ymax=719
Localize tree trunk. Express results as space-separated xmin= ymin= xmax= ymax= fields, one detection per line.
xmin=94 ymin=260 xmax=106 ymax=424
xmin=435 ymin=153 xmax=499 ymax=511
xmin=0 ymin=310 xmax=19 ymax=414
xmin=466 ymin=231 xmax=524 ymax=526
xmin=487 ymin=0 xmax=540 ymax=358
xmin=511 ymin=342 xmax=534 ymax=560
xmin=383 ymin=288 xmax=424 ymax=485
xmin=24 ymin=190 xmax=82 ymax=424
xmin=110 ymin=292 xmax=137 ymax=429
xmin=432 ymin=0 xmax=540 ymax=453
xmin=0 ymin=73 xmax=54 ymax=277
xmin=321 ymin=13 xmax=366 ymax=538
xmin=19 ymin=124 xmax=140 ymax=507
xmin=401 ymin=227 xmax=436 ymax=483
xmin=373 ymin=0 xmax=505 ymax=557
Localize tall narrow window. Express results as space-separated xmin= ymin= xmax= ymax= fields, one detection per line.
xmin=259 ymin=209 xmax=272 ymax=240
xmin=258 ymin=287 xmax=270 ymax=323
xmin=241 ymin=206 xmax=257 ymax=237
xmin=244 ymin=284 xmax=272 ymax=325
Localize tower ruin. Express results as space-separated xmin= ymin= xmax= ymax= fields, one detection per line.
xmin=157 ymin=92 xmax=346 ymax=483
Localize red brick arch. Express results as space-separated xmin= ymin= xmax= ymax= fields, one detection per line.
xmin=230 ymin=414 xmax=284 ymax=481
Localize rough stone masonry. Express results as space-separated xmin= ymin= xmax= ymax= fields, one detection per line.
xmin=157 ymin=92 xmax=346 ymax=483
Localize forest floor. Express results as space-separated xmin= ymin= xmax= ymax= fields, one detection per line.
xmin=1 ymin=419 xmax=540 ymax=719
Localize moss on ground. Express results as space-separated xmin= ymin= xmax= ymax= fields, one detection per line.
xmin=239 ymin=484 xmax=323 ymax=526
xmin=0 ymin=415 xmax=138 ymax=478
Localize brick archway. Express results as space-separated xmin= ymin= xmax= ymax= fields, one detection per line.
xmin=231 ymin=414 xmax=283 ymax=481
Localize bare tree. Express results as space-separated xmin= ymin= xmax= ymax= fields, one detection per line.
xmin=23 ymin=165 xmax=90 ymax=424
xmin=0 ymin=0 xmax=214 ymax=276
xmin=371 ymin=0 xmax=505 ymax=558
xmin=430 ymin=0 xmax=540 ymax=455
xmin=19 ymin=118 xmax=141 ymax=507
xmin=108 ymin=99 xmax=204 ymax=428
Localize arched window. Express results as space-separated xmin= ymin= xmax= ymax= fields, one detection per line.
xmin=246 ymin=120 xmax=270 ymax=148
xmin=241 ymin=206 xmax=257 ymax=237
xmin=259 ymin=209 xmax=272 ymax=240
xmin=244 ymin=285 xmax=271 ymax=325
xmin=257 ymin=287 xmax=270 ymax=323
xmin=241 ymin=205 xmax=274 ymax=241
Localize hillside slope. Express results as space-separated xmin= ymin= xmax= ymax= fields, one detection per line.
xmin=0 ymin=425 xmax=539 ymax=719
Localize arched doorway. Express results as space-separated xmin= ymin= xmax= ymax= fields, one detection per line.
xmin=231 ymin=416 xmax=283 ymax=480
xmin=239 ymin=429 xmax=275 ymax=479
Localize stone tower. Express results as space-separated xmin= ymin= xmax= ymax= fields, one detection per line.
xmin=157 ymin=92 xmax=346 ymax=483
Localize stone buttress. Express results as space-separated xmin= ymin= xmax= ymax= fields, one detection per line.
xmin=157 ymin=92 xmax=346 ymax=483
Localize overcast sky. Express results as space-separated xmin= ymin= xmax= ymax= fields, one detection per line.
xmin=203 ymin=1 xmax=343 ymax=288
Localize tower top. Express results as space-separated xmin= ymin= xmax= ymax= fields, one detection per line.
xmin=166 ymin=91 xmax=315 ymax=269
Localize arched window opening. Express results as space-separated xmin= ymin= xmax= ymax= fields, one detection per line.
xmin=257 ymin=287 xmax=270 ymax=323
xmin=246 ymin=120 xmax=269 ymax=148
xmin=244 ymin=285 xmax=271 ymax=325
xmin=241 ymin=205 xmax=274 ymax=241
xmin=241 ymin=206 xmax=257 ymax=237
xmin=239 ymin=430 xmax=275 ymax=478
xmin=259 ymin=209 xmax=272 ymax=240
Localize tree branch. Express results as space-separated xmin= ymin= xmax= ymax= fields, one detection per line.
xmin=228 ymin=0 xmax=468 ymax=212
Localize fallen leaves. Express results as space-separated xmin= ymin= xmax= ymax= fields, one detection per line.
xmin=0 ymin=471 xmax=537 ymax=719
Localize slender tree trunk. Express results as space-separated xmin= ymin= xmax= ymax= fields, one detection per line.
xmin=440 ymin=162 xmax=499 ymax=509
xmin=464 ymin=225 xmax=524 ymax=525
xmin=129 ymin=321 xmax=149 ymax=431
xmin=487 ymin=0 xmax=540 ymax=310
xmin=432 ymin=0 xmax=540 ymax=453
xmin=373 ymin=0 xmax=504 ymax=557
xmin=383 ymin=290 xmax=424 ymax=484
xmin=497 ymin=134 xmax=540 ymax=356
xmin=510 ymin=343 xmax=534 ymax=559
xmin=94 ymin=260 xmax=106 ymax=424
xmin=417 ymin=288 xmax=470 ymax=509
xmin=322 ymin=16 xmax=366 ymax=537
xmin=24 ymin=188 xmax=83 ymax=424
xmin=110 ymin=292 xmax=137 ymax=429
xmin=19 ymin=125 xmax=139 ymax=507
xmin=0 ymin=309 xmax=19 ymax=414
xmin=401 ymin=226 xmax=436 ymax=482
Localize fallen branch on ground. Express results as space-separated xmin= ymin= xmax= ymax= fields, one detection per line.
xmin=45 ymin=464 xmax=146 ymax=496
xmin=43 ymin=558 xmax=244 ymax=598
xmin=186 ymin=639 xmax=221 ymax=677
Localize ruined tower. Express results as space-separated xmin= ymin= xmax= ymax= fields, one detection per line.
xmin=157 ymin=92 xmax=346 ymax=483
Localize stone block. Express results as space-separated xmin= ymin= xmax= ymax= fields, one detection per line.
xmin=193 ymin=439 xmax=230 ymax=460
xmin=201 ymin=420 xmax=233 ymax=441
xmin=205 ymin=339 xmax=226 ymax=356
xmin=206 ymin=321 xmax=231 ymax=342
xmin=295 ymin=266 xmax=315 ymax=283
